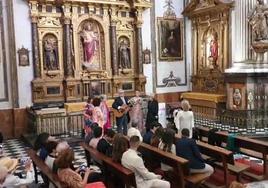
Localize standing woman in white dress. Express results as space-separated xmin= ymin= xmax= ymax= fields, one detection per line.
xmin=174 ymin=100 xmax=194 ymax=138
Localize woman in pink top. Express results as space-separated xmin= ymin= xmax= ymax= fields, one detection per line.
xmin=92 ymin=97 xmax=104 ymax=129
xmin=100 ymin=95 xmax=111 ymax=133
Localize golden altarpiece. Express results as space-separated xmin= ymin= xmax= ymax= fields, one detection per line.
xmin=28 ymin=0 xmax=150 ymax=104
xmin=182 ymin=0 xmax=234 ymax=117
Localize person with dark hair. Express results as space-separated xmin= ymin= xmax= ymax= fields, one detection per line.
xmin=158 ymin=129 xmax=176 ymax=171
xmin=55 ymin=148 xmax=105 ymax=188
xmin=89 ymin=126 xmax=102 ymax=149
xmin=44 ymin=141 xmax=58 ymax=188
xmin=97 ymin=129 xmax=115 ymax=157
xmin=151 ymin=126 xmax=164 ymax=147
xmin=44 ymin=141 xmax=58 ymax=170
xmin=122 ymin=136 xmax=170 ymax=188
xmin=127 ymin=122 xmax=143 ymax=142
xmin=34 ymin=132 xmax=57 ymax=161
xmin=143 ymin=122 xmax=161 ymax=144
xmin=92 ymin=97 xmax=104 ymax=130
xmin=176 ymin=128 xmax=214 ymax=176
xmin=112 ymin=134 xmax=129 ymax=163
xmin=84 ymin=122 xmax=99 ymax=144
xmin=146 ymin=93 xmax=159 ymax=132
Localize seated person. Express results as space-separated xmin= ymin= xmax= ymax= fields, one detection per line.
xmin=0 ymin=157 xmax=34 ymax=187
xmin=44 ymin=141 xmax=58 ymax=170
xmin=143 ymin=122 xmax=161 ymax=144
xmin=150 ymin=126 xmax=164 ymax=147
xmin=89 ymin=126 xmax=103 ymax=149
xmin=85 ymin=123 xmax=99 ymax=144
xmin=127 ymin=122 xmax=143 ymax=142
xmin=112 ymin=134 xmax=129 ymax=163
xmin=97 ymin=129 xmax=115 ymax=157
xmin=158 ymin=128 xmax=176 ymax=172
xmin=122 ymin=136 xmax=170 ymax=188
xmin=55 ymin=148 xmax=104 ymax=188
xmin=176 ymin=128 xmax=214 ymax=175
xmin=34 ymin=132 xmax=57 ymax=161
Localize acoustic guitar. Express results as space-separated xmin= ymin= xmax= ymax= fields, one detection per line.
xmin=113 ymin=104 xmax=130 ymax=118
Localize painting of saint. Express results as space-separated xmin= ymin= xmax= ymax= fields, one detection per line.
xmin=43 ymin=35 xmax=59 ymax=71
xmin=158 ymin=18 xmax=183 ymax=60
xmin=80 ymin=22 xmax=99 ymax=68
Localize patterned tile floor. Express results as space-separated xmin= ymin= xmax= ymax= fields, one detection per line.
xmin=2 ymin=138 xmax=87 ymax=185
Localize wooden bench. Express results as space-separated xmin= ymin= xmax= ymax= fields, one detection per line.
xmin=138 ymin=142 xmax=211 ymax=188
xmin=196 ymin=126 xmax=268 ymax=180
xmin=175 ymin=135 xmax=250 ymax=187
xmin=26 ymin=149 xmax=64 ymax=188
xmin=81 ymin=142 xmax=136 ymax=188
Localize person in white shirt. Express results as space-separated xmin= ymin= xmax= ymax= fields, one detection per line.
xmin=122 ymin=136 xmax=170 ymax=188
xmin=127 ymin=122 xmax=143 ymax=142
xmin=174 ymin=100 xmax=194 ymax=138
xmin=0 ymin=158 xmax=34 ymax=188
xmin=158 ymin=129 xmax=176 ymax=171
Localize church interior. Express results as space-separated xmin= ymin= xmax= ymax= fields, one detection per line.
xmin=0 ymin=0 xmax=268 ymax=187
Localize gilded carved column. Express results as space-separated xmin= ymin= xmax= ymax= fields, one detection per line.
xmin=110 ymin=8 xmax=118 ymax=76
xmin=136 ymin=10 xmax=144 ymax=75
xmin=31 ymin=16 xmax=41 ymax=78
xmin=63 ymin=17 xmax=73 ymax=77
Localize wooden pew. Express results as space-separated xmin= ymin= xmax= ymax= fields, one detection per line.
xmin=175 ymin=134 xmax=240 ymax=187
xmin=81 ymin=142 xmax=137 ymax=188
xmin=196 ymin=126 xmax=268 ymax=180
xmin=26 ymin=149 xmax=64 ymax=188
xmin=138 ymin=142 xmax=211 ymax=188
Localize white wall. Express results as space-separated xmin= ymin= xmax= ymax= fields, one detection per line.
xmin=0 ymin=0 xmax=13 ymax=109
xmin=142 ymin=9 xmax=154 ymax=95
xmin=13 ymin=0 xmax=33 ymax=108
xmin=154 ymin=0 xmax=191 ymax=94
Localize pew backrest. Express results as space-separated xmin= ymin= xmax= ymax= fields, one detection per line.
xmin=80 ymin=142 xmax=137 ymax=188
xmin=26 ymin=149 xmax=64 ymax=188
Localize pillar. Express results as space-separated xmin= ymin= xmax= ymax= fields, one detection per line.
xmin=31 ymin=16 xmax=41 ymax=78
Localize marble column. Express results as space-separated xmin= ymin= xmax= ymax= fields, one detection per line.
xmin=31 ymin=16 xmax=41 ymax=78
xmin=136 ymin=22 xmax=143 ymax=75
xmin=64 ymin=18 xmax=73 ymax=77
xmin=110 ymin=20 xmax=118 ymax=75
xmin=232 ymin=0 xmax=256 ymax=62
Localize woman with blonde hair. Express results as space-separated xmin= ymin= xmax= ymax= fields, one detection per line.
xmin=174 ymin=100 xmax=194 ymax=138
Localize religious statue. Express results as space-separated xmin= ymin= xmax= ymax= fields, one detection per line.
xmin=119 ymin=40 xmax=131 ymax=69
xmin=43 ymin=36 xmax=58 ymax=71
xmin=80 ymin=22 xmax=98 ymax=65
xmin=208 ymin=32 xmax=218 ymax=66
xmin=248 ymin=0 xmax=268 ymax=41
xmin=247 ymin=91 xmax=254 ymax=109
xmin=233 ymin=89 xmax=242 ymax=107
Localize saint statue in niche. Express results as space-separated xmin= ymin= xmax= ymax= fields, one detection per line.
xmin=248 ymin=0 xmax=268 ymax=41
xmin=43 ymin=35 xmax=59 ymax=71
xmin=80 ymin=22 xmax=99 ymax=67
xmin=119 ymin=39 xmax=131 ymax=69
xmin=206 ymin=31 xmax=218 ymax=69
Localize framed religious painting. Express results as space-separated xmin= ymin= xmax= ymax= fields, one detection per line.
xmin=17 ymin=47 xmax=30 ymax=66
xmin=157 ymin=18 xmax=183 ymax=61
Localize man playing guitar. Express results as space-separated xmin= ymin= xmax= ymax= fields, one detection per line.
xmin=112 ymin=89 xmax=129 ymax=135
